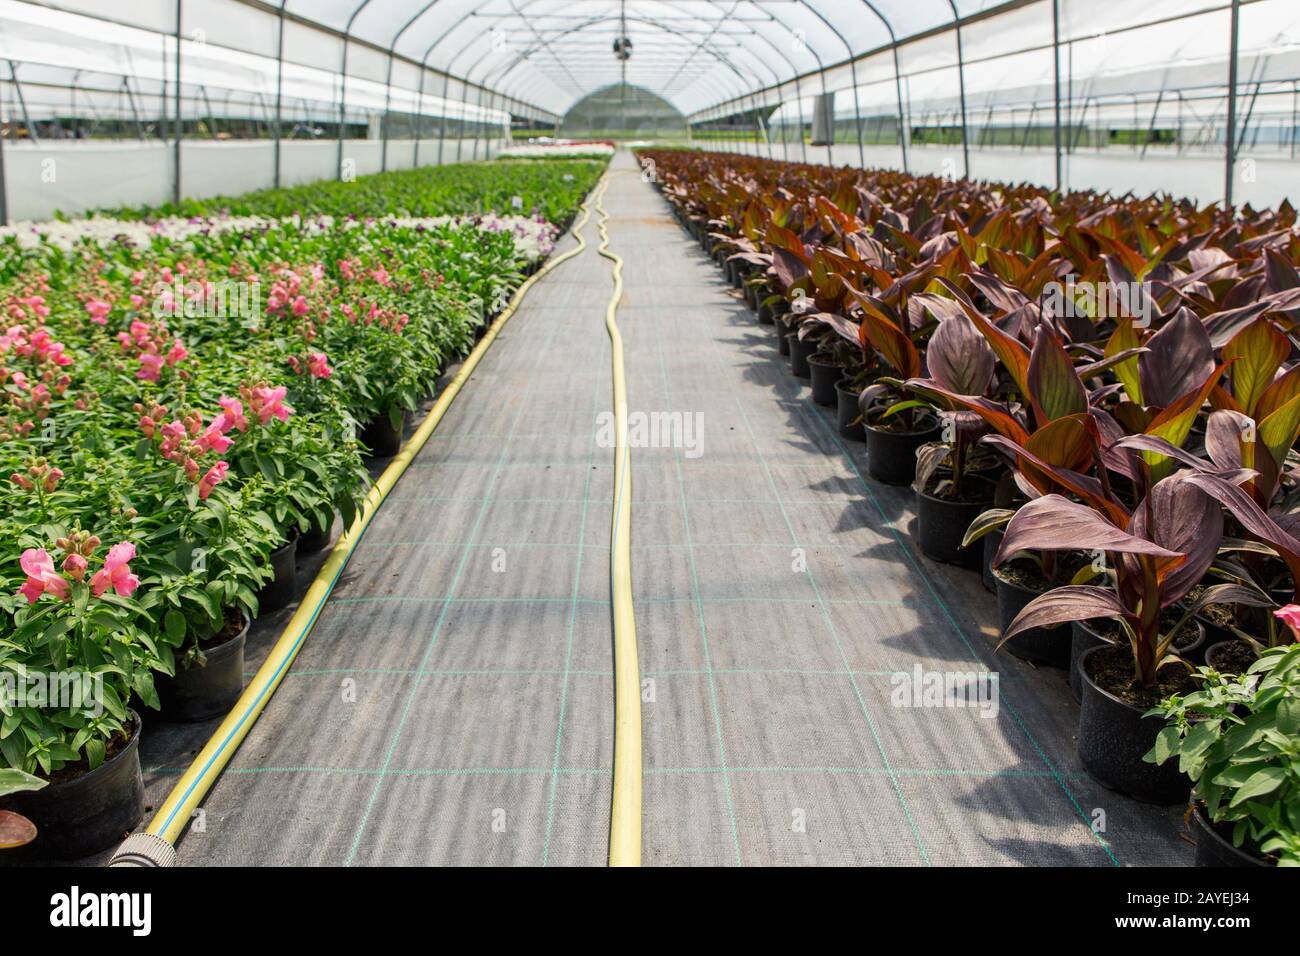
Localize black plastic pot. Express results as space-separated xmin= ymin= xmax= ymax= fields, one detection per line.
xmin=730 ymin=261 xmax=744 ymax=289
xmin=863 ymin=417 xmax=940 ymax=486
xmin=776 ymin=318 xmax=791 ymax=355
xmin=982 ymin=528 xmax=1003 ymax=593
xmin=788 ymin=331 xmax=813 ymax=378
xmin=296 ymin=511 xmax=335 ymax=556
xmin=256 ymin=536 xmax=299 ymax=614
xmin=745 ymin=282 xmax=758 ymax=311
xmin=1077 ymin=645 xmax=1192 ymax=805
xmin=1190 ymin=802 xmax=1270 ymax=867
xmin=993 ymin=567 xmax=1070 ymax=667
xmin=835 ymin=380 xmax=865 ymax=441
xmin=6 ymin=712 xmax=143 ymax=860
xmin=1069 ymin=620 xmax=1111 ymax=701
xmin=156 ymin=614 xmax=250 ymax=722
xmin=757 ymin=298 xmax=775 ymax=325
xmin=361 ymin=409 xmax=408 ymax=458
xmin=1206 ymin=639 xmax=1257 ymax=675
xmin=808 ymin=355 xmax=841 ymax=406
xmin=914 ymin=489 xmax=992 ymax=567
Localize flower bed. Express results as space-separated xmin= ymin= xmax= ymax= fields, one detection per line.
xmin=0 ymin=159 xmax=596 ymax=813
xmin=498 ymin=142 xmax=617 ymax=160
xmin=101 ymin=159 xmax=606 ymax=228
xmin=640 ymin=147 xmax=1300 ymax=865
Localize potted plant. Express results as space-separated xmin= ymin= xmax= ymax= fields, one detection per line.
xmin=0 ymin=533 xmax=157 ymax=858
xmin=996 ymin=471 xmax=1271 ymax=803
xmin=848 ymin=290 xmax=938 ymax=486
xmin=897 ymin=309 xmax=1000 ymax=564
xmin=1146 ymin=640 xmax=1300 ymax=866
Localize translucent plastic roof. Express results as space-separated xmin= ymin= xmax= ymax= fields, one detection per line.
xmin=24 ymin=0 xmax=998 ymax=117
xmin=14 ymin=1 xmax=1294 ymax=123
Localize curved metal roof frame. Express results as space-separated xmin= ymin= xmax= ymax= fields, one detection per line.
xmin=275 ymin=0 xmax=968 ymax=118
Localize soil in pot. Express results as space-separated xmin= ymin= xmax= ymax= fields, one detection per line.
xmin=361 ymin=409 xmax=408 ymax=459
xmin=863 ymin=414 xmax=940 ymax=486
xmin=156 ymin=609 xmax=249 ymax=722
xmin=1070 ymin=610 xmax=1203 ymax=701
xmin=3 ymin=712 xmax=144 ymax=860
xmin=256 ymin=534 xmax=299 ymax=614
xmin=1206 ymin=639 xmax=1258 ymax=675
xmin=807 ymin=354 xmax=842 ymax=406
xmin=1183 ymin=584 xmax=1238 ymax=660
xmin=1077 ymin=644 xmax=1198 ymax=804
xmin=787 ymin=331 xmax=813 ymax=378
xmin=835 ymin=380 xmax=865 ymax=441
xmin=1190 ymin=802 xmax=1272 ymax=867
xmin=993 ymin=554 xmax=1091 ymax=667
xmin=914 ymin=484 xmax=994 ymax=567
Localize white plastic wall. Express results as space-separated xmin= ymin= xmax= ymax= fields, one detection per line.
xmin=3 ymin=135 xmax=511 ymax=221
xmin=5 ymin=141 xmax=173 ymax=219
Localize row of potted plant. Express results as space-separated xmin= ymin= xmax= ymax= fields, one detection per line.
xmin=100 ymin=158 xmax=606 ymax=230
xmin=0 ymin=159 xmax=601 ymax=859
xmin=639 ymin=147 xmax=1300 ymax=867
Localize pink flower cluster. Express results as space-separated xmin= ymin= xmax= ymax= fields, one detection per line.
xmin=242 ymin=384 xmax=293 ymax=425
xmin=117 ymin=319 xmax=187 ymax=382
xmin=266 ymin=267 xmax=325 ymax=320
xmin=1 ymin=324 xmax=74 ymax=368
xmin=339 ymin=301 xmax=409 ymax=333
xmin=287 ymin=351 xmax=332 ymax=379
xmin=10 ymin=459 xmax=62 ymax=493
xmin=138 ymin=401 xmax=237 ymax=499
xmin=17 ymin=534 xmax=140 ymax=604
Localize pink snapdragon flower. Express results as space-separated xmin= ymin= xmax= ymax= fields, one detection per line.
xmin=198 ymin=461 xmax=229 ymax=500
xmin=196 ymin=423 xmax=233 ymax=455
xmin=214 ymin=397 xmax=247 ymax=433
xmin=137 ymin=352 xmax=165 ymax=381
xmin=18 ymin=549 xmax=70 ymax=603
xmin=250 ymin=385 xmax=292 ymax=424
xmin=307 ymin=352 xmax=332 ymax=379
xmin=1274 ymin=605 xmax=1300 ymax=642
xmin=62 ymin=553 xmax=87 ymax=582
xmin=85 ymin=299 xmax=111 ymax=325
xmin=89 ymin=542 xmax=140 ymax=598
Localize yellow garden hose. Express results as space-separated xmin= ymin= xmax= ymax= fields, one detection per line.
xmin=110 ymin=185 xmax=602 ymax=866
xmin=595 ymin=175 xmax=642 ymax=867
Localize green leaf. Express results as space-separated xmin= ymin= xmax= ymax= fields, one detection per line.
xmin=1228 ymin=766 xmax=1287 ymax=807
xmin=164 ymin=609 xmax=186 ymax=646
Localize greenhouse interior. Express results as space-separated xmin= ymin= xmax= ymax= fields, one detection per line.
xmin=0 ymin=0 xmax=1297 ymax=891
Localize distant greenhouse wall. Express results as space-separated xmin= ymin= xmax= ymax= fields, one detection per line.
xmin=559 ymin=84 xmax=686 ymax=140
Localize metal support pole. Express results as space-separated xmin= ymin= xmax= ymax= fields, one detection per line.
xmin=946 ymin=1 xmax=970 ymax=178
xmin=273 ymin=4 xmax=284 ymax=187
xmin=173 ymin=0 xmax=182 ymax=205
xmin=415 ymin=66 xmax=428 ymax=167
xmin=381 ymin=52 xmax=394 ymax=172
xmin=1052 ymin=0 xmax=1062 ymax=192
xmin=1225 ymin=0 xmax=1240 ymax=207
xmin=455 ymin=79 xmax=467 ymax=162
xmin=437 ymin=72 xmax=450 ymax=166
xmin=0 ymin=87 xmax=8 ymax=226
xmin=337 ymin=44 xmax=349 ymax=179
